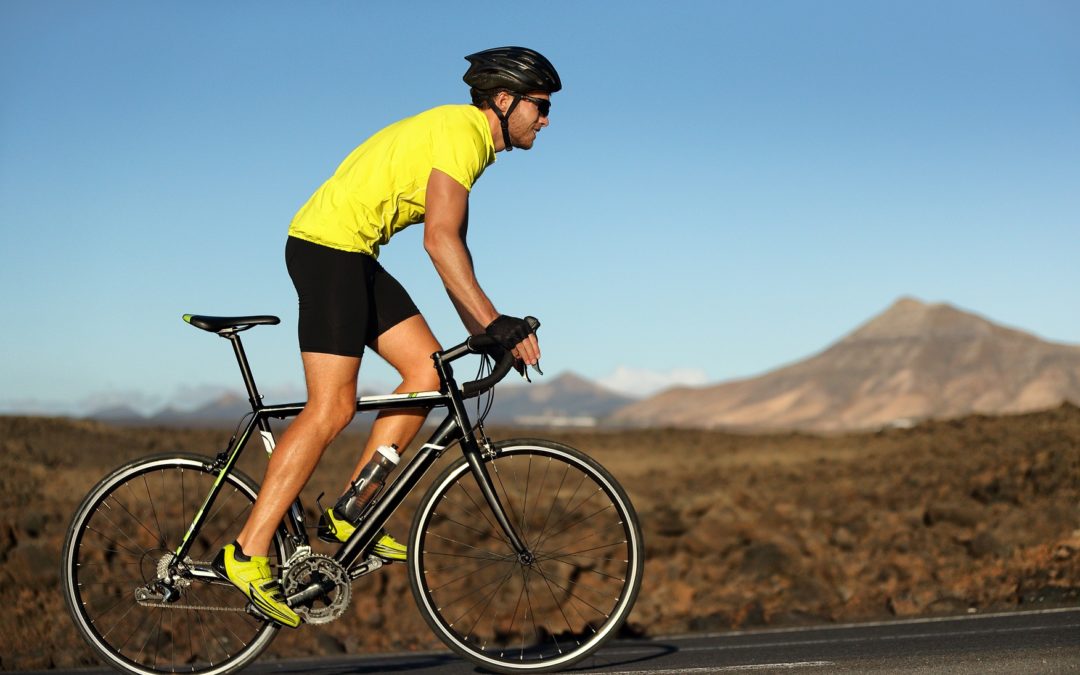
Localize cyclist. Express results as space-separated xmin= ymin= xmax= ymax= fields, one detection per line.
xmin=212 ymin=46 xmax=561 ymax=627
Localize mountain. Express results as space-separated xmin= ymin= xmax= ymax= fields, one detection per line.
xmin=84 ymin=404 xmax=146 ymax=425
xmin=609 ymin=297 xmax=1080 ymax=432
xmin=484 ymin=371 xmax=637 ymax=427
xmin=86 ymin=393 xmax=257 ymax=427
xmin=150 ymin=392 xmax=255 ymax=425
xmin=86 ymin=373 xmax=634 ymax=429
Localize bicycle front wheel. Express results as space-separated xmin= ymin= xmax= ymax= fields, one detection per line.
xmin=61 ymin=454 xmax=286 ymax=675
xmin=409 ymin=438 xmax=644 ymax=673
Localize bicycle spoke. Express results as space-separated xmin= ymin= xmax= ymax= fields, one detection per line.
xmin=137 ymin=604 xmax=164 ymax=671
xmin=533 ymin=485 xmax=604 ymax=553
xmin=538 ymin=536 xmax=630 ymax=562
xmin=502 ymin=568 xmax=529 ymax=655
xmin=445 ymin=482 xmax=513 ymax=551
xmin=116 ymin=483 xmax=166 ymax=547
xmin=530 ymin=470 xmax=590 ymax=553
xmin=202 ymin=487 xmax=249 ymax=552
xmin=439 ymin=563 xmax=518 ymax=619
xmin=529 ymin=561 xmax=612 ymax=620
xmin=425 ymin=529 xmax=517 ymax=558
xmin=533 ymin=459 xmax=571 ymax=551
xmin=427 ymin=557 xmax=508 ymax=593
xmin=428 ymin=513 xmax=513 ymax=550
xmin=518 ymin=564 xmax=541 ymax=659
xmin=448 ymin=561 xmax=518 ymax=630
xmin=534 ymin=561 xmax=582 ymax=645
xmin=86 ymin=518 xmax=146 ymax=560
xmin=157 ymin=469 xmax=169 ymax=547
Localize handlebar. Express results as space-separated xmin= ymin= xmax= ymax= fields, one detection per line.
xmin=440 ymin=316 xmax=540 ymax=399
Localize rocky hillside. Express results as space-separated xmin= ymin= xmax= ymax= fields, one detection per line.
xmin=610 ymin=298 xmax=1080 ymax=431
xmin=486 ymin=371 xmax=636 ymax=425
xmin=2 ymin=407 xmax=1079 ymax=669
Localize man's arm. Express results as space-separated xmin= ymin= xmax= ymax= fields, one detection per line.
xmin=424 ymin=168 xmax=539 ymax=364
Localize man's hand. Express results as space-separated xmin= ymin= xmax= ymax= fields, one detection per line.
xmin=486 ymin=315 xmax=540 ymax=366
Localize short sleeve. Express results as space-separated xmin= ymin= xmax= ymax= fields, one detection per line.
xmin=431 ymin=109 xmax=493 ymax=191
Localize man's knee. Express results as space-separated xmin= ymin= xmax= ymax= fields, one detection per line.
xmin=305 ymin=397 xmax=356 ymax=436
xmin=402 ymin=363 xmax=440 ymax=392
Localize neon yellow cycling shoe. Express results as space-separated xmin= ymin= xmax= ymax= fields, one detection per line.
xmin=317 ymin=508 xmax=408 ymax=561
xmin=212 ymin=542 xmax=301 ymax=628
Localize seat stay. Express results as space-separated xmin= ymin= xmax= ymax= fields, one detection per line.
xmin=173 ymin=410 xmax=265 ymax=560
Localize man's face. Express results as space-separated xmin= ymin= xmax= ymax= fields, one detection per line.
xmin=506 ymin=92 xmax=551 ymax=150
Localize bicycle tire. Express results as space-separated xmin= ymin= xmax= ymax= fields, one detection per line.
xmin=61 ymin=453 xmax=286 ymax=675
xmin=408 ymin=438 xmax=644 ymax=673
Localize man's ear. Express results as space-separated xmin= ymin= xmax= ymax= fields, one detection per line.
xmin=493 ymin=90 xmax=514 ymax=113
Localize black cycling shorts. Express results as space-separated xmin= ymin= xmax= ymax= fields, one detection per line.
xmin=285 ymin=236 xmax=420 ymax=357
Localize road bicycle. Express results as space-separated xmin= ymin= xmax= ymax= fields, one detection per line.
xmin=61 ymin=314 xmax=644 ymax=674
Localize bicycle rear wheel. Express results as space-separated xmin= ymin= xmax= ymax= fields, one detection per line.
xmin=61 ymin=454 xmax=286 ymax=675
xmin=408 ymin=438 xmax=644 ymax=673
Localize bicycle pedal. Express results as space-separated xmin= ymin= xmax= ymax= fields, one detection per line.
xmin=245 ymin=601 xmax=270 ymax=621
xmin=348 ymin=556 xmax=385 ymax=580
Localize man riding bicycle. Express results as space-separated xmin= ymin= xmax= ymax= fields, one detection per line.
xmin=211 ymin=47 xmax=561 ymax=627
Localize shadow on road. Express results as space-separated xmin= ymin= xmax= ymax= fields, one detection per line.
xmin=565 ymin=639 xmax=678 ymax=673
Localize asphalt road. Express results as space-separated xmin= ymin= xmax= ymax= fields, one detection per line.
xmin=28 ymin=607 xmax=1080 ymax=675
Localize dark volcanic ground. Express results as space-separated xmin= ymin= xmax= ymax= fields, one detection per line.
xmin=1 ymin=404 xmax=1078 ymax=670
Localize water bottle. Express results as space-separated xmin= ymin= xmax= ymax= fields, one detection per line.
xmin=334 ymin=444 xmax=400 ymax=523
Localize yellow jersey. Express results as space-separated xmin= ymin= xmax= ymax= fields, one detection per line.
xmin=288 ymin=105 xmax=496 ymax=256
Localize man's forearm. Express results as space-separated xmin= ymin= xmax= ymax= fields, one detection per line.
xmin=425 ymin=230 xmax=498 ymax=333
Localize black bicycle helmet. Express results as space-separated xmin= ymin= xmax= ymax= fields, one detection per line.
xmin=463 ymin=46 xmax=562 ymax=94
xmin=463 ymin=47 xmax=561 ymax=151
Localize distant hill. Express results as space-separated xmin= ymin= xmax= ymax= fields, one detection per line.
xmin=85 ymin=392 xmax=268 ymax=428
xmin=87 ymin=404 xmax=147 ymax=424
xmin=609 ymin=297 xmax=1080 ymax=431
xmin=485 ymin=372 xmax=637 ymax=427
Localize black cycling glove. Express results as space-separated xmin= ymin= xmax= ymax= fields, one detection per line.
xmin=485 ymin=314 xmax=534 ymax=350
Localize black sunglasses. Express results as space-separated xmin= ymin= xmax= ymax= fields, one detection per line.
xmin=519 ymin=95 xmax=551 ymax=117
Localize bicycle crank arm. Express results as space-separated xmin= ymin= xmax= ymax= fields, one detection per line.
xmin=286 ymin=578 xmax=338 ymax=607
xmin=283 ymin=556 xmax=383 ymax=608
xmin=348 ymin=556 xmax=383 ymax=581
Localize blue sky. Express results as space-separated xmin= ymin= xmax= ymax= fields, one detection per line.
xmin=2 ymin=1 xmax=1077 ymax=415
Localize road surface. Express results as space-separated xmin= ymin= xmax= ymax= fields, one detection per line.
xmin=28 ymin=607 xmax=1080 ymax=674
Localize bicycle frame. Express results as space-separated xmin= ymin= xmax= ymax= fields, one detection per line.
xmin=174 ymin=329 xmax=529 ymax=579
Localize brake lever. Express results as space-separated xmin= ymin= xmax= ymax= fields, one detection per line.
xmin=513 ymin=359 xmax=543 ymax=382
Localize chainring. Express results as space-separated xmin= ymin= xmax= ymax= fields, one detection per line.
xmin=282 ymin=552 xmax=351 ymax=625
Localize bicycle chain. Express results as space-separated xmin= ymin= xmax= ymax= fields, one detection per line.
xmin=136 ymin=598 xmax=247 ymax=613
xmin=140 ymin=551 xmax=372 ymax=619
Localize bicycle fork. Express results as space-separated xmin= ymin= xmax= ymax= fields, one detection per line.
xmin=438 ymin=355 xmax=531 ymax=557
xmin=463 ymin=441 xmax=531 ymax=556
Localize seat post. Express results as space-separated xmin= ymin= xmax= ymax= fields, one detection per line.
xmin=224 ymin=332 xmax=264 ymax=413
